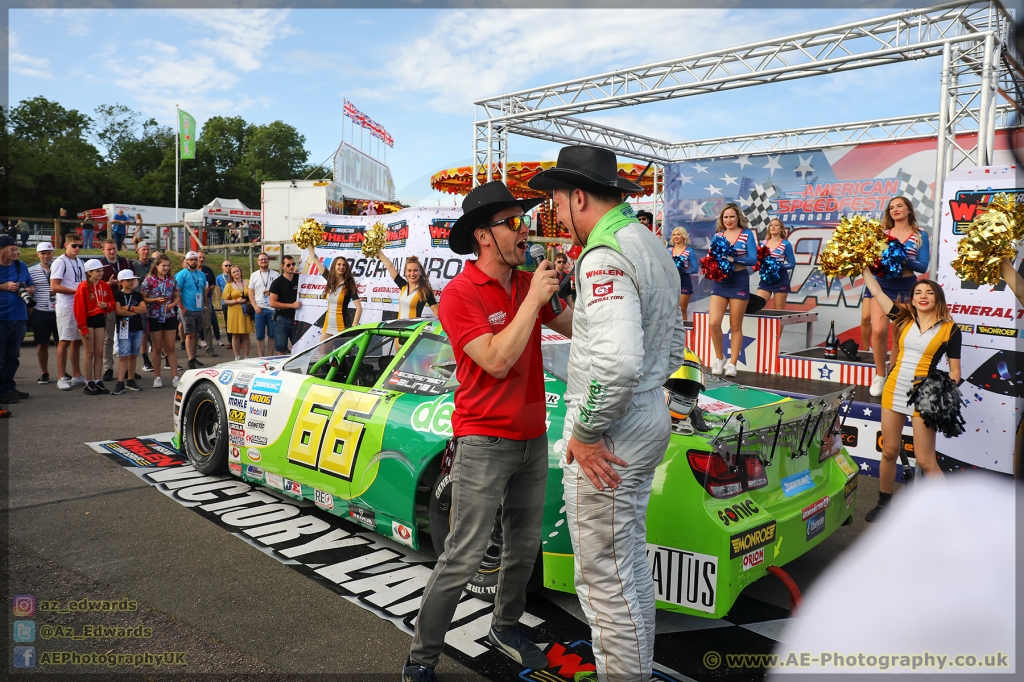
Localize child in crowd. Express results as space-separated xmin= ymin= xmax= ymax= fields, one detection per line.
xmin=74 ymin=259 xmax=114 ymax=395
xmin=112 ymin=269 xmax=147 ymax=395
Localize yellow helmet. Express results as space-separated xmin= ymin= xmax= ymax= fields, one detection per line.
xmin=665 ymin=348 xmax=705 ymax=420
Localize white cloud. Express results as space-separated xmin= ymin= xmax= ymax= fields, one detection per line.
xmin=9 ymin=32 xmax=52 ymax=79
xmin=384 ymin=8 xmax=814 ymax=114
xmin=33 ymin=9 xmax=92 ymax=37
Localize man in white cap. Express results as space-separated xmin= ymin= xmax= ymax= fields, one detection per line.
xmin=50 ymin=232 xmax=87 ymax=390
xmin=28 ymin=242 xmax=58 ymax=384
xmin=175 ymin=251 xmax=208 ymax=369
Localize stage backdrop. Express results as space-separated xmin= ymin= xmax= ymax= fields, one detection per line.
xmin=934 ymin=165 xmax=1023 ymax=474
xmin=292 ymin=208 xmax=467 ymax=353
xmin=663 ymin=132 xmax=1022 ymax=349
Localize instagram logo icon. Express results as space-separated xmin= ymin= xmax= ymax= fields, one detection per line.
xmin=12 ymin=595 xmax=35 ymax=617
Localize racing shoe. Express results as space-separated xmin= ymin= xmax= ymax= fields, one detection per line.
xmin=724 ymin=362 xmax=737 ymax=377
xmin=711 ymin=357 xmax=726 ymax=376
xmin=869 ymin=375 xmax=885 ymax=397
xmin=865 ymin=492 xmax=892 ymax=523
xmin=401 ymin=658 xmax=438 ymax=682
xmin=488 ymin=625 xmax=549 ymax=670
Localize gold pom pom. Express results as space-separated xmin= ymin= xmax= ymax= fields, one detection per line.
xmin=293 ymin=218 xmax=325 ymax=249
xmin=361 ymin=221 xmax=387 ymax=258
xmin=951 ymin=193 xmax=1024 ymax=286
xmin=818 ymin=214 xmax=886 ymax=279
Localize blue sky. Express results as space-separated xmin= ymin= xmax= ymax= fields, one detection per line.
xmin=10 ymin=7 xmax=945 ymax=206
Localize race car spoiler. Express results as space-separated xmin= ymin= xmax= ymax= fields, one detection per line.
xmin=706 ymin=387 xmax=854 ymax=468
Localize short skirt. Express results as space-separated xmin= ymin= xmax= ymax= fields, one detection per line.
xmin=711 ymin=269 xmax=750 ymax=300
xmin=864 ymin=273 xmax=917 ymax=302
xmin=679 ymin=272 xmax=693 ymax=295
xmin=758 ymin=269 xmax=791 ymax=294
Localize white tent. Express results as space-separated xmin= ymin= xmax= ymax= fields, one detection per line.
xmin=184 ymin=198 xmax=261 ymax=225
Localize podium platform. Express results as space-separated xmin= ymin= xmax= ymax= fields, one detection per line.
xmin=691 ymin=309 xmax=817 ymax=374
xmin=776 ymin=347 xmax=878 ymax=387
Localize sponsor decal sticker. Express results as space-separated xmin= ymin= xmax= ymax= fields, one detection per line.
xmin=545 ymin=392 xmax=560 ymax=406
xmin=245 ymin=465 xmax=264 ymax=481
xmin=977 ymin=324 xmax=1017 ymax=338
xmin=174 ymin=391 xmax=183 ymax=402
xmin=228 ymin=462 xmax=242 ymax=475
xmin=229 ymin=396 xmax=247 ymax=409
xmin=284 ymin=479 xmax=302 ymax=496
xmin=218 ymin=370 xmax=234 ymax=384
xmin=98 ymin=437 xmax=182 ymax=467
xmin=247 ymin=420 xmax=265 ymax=431
xmin=801 ymin=496 xmax=830 ymax=521
xmin=741 ymin=547 xmax=765 ymax=572
xmin=729 ymin=521 xmax=777 ymax=559
xmin=265 ymin=472 xmax=283 ymax=490
xmin=645 ymin=544 xmax=717 ymax=613
xmin=196 ymin=369 xmax=219 ymax=378
xmin=391 ymin=521 xmax=414 ymax=547
xmin=229 ymin=435 xmax=245 ymax=446
xmin=487 ymin=311 xmax=506 ymax=326
xmin=780 ymin=469 xmax=814 ymax=497
xmin=834 ymin=453 xmax=856 ymax=478
xmin=231 ymin=385 xmax=248 ymax=396
xmin=716 ymin=499 xmax=761 ymax=527
xmin=229 ymin=427 xmax=244 ymax=437
xmin=235 ymin=372 xmax=254 ymax=386
xmin=249 ymin=393 xmax=273 ymax=405
xmin=349 ymin=505 xmax=375 ymax=529
xmin=246 ymin=434 xmax=268 ymax=446
xmin=592 ymin=281 xmax=614 ymax=297
xmin=805 ymin=511 xmax=827 ymax=541
xmin=314 ymin=489 xmax=334 ymax=511
xmin=228 ymin=409 xmax=245 ymax=425
xmin=246 ymin=448 xmax=261 ymax=462
xmin=228 ymin=446 xmax=241 ymax=462
xmin=411 ymin=394 xmax=455 ymax=437
xmin=844 ymin=477 xmax=858 ymax=508
xmin=251 ymin=378 xmax=282 ymax=393
xmin=249 ymin=406 xmax=268 ymax=417
xmin=956 ymin=323 xmax=975 ymax=334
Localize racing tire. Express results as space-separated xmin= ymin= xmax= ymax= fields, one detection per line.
xmin=181 ymin=382 xmax=229 ymax=475
xmin=428 ymin=472 xmax=544 ymax=602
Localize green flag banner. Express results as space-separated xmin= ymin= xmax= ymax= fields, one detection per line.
xmin=178 ymin=109 xmax=196 ymax=160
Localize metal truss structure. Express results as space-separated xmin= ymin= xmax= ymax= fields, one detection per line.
xmin=472 ymin=0 xmax=1024 ymax=247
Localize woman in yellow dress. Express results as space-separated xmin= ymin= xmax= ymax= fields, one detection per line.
xmin=305 ymin=245 xmax=363 ymax=340
xmin=222 ymin=265 xmax=254 ymax=360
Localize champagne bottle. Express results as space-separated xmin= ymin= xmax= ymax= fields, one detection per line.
xmin=824 ymin=320 xmax=839 ymax=359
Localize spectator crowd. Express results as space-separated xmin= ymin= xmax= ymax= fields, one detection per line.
xmin=0 ymin=232 xmax=304 ymax=414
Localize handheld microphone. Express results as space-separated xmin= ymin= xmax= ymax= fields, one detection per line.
xmin=529 ymin=243 xmax=563 ymax=315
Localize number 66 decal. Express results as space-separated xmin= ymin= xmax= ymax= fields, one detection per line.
xmin=288 ymin=385 xmax=381 ymax=480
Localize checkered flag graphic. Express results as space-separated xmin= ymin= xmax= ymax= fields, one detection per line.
xmin=896 ymin=169 xmax=935 ymax=226
xmin=744 ymin=180 xmax=777 ymax=231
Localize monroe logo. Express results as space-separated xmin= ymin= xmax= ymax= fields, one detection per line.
xmin=801 ymin=496 xmax=830 ymax=521
xmin=728 ymin=521 xmax=777 ymax=559
xmin=246 ymin=434 xmax=268 ymax=446
xmin=487 ymin=311 xmax=506 ymax=325
xmin=249 ymin=393 xmax=272 ymax=405
xmin=228 ymin=397 xmax=246 ymax=409
xmin=586 ymin=269 xmax=625 ymax=278
xmin=249 ymin=406 xmax=268 ymax=417
xmin=978 ymin=325 xmax=1017 ymax=337
xmin=592 ymin=281 xmax=614 ymax=297
xmin=741 ymin=547 xmax=765 ymax=571
xmin=717 ymin=499 xmax=760 ymax=526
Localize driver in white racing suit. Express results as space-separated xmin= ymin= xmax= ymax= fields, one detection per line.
xmin=530 ymin=146 xmax=687 ymax=682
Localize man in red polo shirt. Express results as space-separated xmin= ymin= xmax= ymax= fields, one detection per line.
xmin=403 ymin=182 xmax=573 ymax=682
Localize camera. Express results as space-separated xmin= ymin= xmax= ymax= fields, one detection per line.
xmin=17 ymin=283 xmax=35 ymax=309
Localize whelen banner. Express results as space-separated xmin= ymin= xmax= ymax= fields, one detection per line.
xmin=292 ymin=208 xmax=466 ymax=353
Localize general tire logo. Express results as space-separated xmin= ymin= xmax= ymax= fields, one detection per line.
xmin=228 ymin=409 xmax=245 ymax=424
xmin=593 ymin=281 xmax=614 ymax=297
xmin=729 ymin=521 xmax=777 ymax=559
xmin=249 ymin=393 xmax=273 ymax=405
xmin=314 ymin=489 xmax=334 ymax=511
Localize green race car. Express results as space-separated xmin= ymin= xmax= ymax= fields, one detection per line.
xmin=173 ymin=318 xmax=857 ymax=618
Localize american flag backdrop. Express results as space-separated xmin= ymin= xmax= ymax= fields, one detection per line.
xmin=755 ymin=316 xmax=780 ymax=374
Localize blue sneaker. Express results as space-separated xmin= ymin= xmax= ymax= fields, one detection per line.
xmin=488 ymin=625 xmax=549 ymax=670
xmin=401 ymin=657 xmax=438 ymax=682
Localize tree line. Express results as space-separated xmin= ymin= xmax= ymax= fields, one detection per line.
xmin=1 ymin=96 xmax=329 ymax=219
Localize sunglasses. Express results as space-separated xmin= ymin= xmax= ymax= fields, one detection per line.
xmin=68 ymin=244 xmax=82 ymax=249
xmin=486 ymin=215 xmax=531 ymax=231
xmin=285 ymin=263 xmax=295 ymax=268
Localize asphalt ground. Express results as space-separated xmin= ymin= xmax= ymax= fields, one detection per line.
xmin=2 ymin=342 xmax=886 ymax=681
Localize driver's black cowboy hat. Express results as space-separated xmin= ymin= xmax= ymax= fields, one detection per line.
xmin=449 ymin=181 xmax=544 ymax=256
xmin=528 ymin=145 xmax=643 ymax=196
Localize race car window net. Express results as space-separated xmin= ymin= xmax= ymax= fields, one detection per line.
xmin=687 ymin=387 xmax=852 ymax=499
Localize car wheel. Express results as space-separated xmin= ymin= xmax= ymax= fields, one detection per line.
xmin=181 ymin=382 xmax=228 ymax=475
xmin=428 ymin=471 xmax=543 ymax=601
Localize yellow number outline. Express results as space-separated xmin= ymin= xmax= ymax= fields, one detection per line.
xmin=286 ymin=386 xmax=382 ymax=482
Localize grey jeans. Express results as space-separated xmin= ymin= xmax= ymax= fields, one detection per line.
xmin=102 ymin=311 xmax=116 ymax=371
xmin=409 ymin=433 xmax=547 ymax=668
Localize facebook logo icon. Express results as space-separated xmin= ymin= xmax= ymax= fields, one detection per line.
xmin=14 ymin=645 xmax=35 ymax=668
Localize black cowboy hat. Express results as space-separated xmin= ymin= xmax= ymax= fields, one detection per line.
xmin=636 ymin=210 xmax=654 ymax=221
xmin=839 ymin=339 xmax=861 ymax=361
xmin=449 ymin=181 xmax=544 ymax=256
xmin=528 ymin=145 xmax=643 ymax=196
